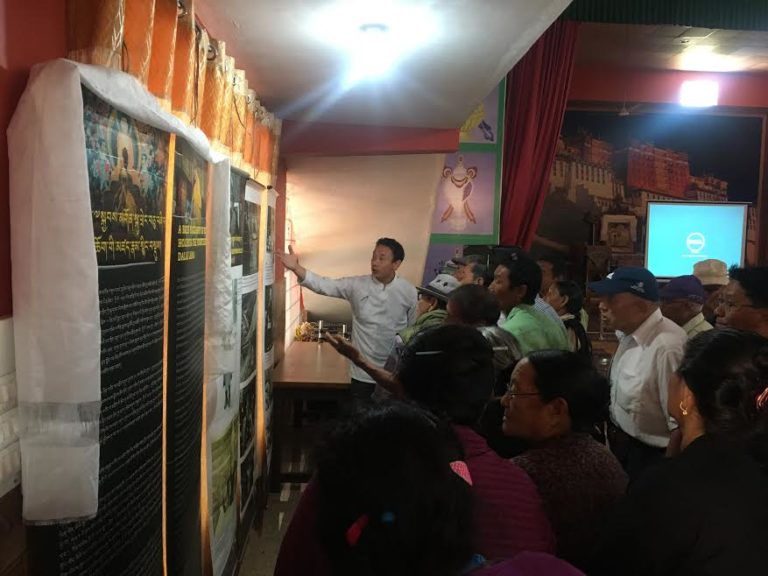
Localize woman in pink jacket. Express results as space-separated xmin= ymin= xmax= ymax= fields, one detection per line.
xmin=275 ymin=325 xmax=559 ymax=575
xmin=277 ymin=401 xmax=581 ymax=576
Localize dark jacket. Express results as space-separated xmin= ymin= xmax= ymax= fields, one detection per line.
xmin=594 ymin=434 xmax=768 ymax=576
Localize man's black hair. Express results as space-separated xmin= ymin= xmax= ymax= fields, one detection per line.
xmin=448 ymin=284 xmax=500 ymax=326
xmin=729 ymin=266 xmax=768 ymax=308
xmin=554 ymin=280 xmax=584 ymax=316
xmin=498 ymin=252 xmax=542 ymax=305
xmin=375 ymin=238 xmax=405 ymax=262
xmin=537 ymin=256 xmax=567 ymax=280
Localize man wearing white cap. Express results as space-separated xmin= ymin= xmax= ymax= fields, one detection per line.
xmin=400 ymin=273 xmax=460 ymax=345
xmin=693 ymin=259 xmax=728 ymax=325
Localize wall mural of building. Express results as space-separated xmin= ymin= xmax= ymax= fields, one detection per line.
xmin=533 ymin=111 xmax=760 ymax=271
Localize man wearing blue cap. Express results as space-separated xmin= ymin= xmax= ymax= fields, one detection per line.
xmin=660 ymin=275 xmax=713 ymax=337
xmin=590 ymin=267 xmax=687 ymax=480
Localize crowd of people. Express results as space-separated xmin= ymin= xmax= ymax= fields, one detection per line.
xmin=276 ymin=240 xmax=768 ymax=576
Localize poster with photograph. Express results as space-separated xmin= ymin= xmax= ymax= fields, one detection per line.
xmin=263 ymin=367 xmax=274 ymax=479
xmin=237 ymin=181 xmax=262 ymax=529
xmin=230 ymin=170 xmax=247 ymax=269
xmin=242 ymin=183 xmax=261 ymax=277
xmin=166 ymin=136 xmax=208 ymax=576
xmin=239 ymin=378 xmax=256 ymax=461
xmin=209 ymin=415 xmax=238 ymax=576
xmin=263 ymin=190 xmax=276 ymax=287
xmin=258 ymin=188 xmax=278 ymax=481
xmin=238 ymin=379 xmax=256 ymax=517
xmin=240 ymin=287 xmax=258 ymax=384
xmin=31 ymin=88 xmax=168 ymax=576
xmin=239 ymin=447 xmax=255 ymax=515
xmin=263 ymin=284 xmax=274 ymax=366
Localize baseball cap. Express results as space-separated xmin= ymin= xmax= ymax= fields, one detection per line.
xmin=418 ymin=273 xmax=461 ymax=302
xmin=659 ymin=275 xmax=707 ymax=304
xmin=589 ymin=267 xmax=659 ymax=301
xmin=693 ymin=259 xmax=728 ymax=286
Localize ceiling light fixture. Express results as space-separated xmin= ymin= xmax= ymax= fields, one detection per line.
xmin=309 ymin=1 xmax=437 ymax=86
xmin=346 ymin=22 xmax=394 ymax=83
xmin=678 ymin=45 xmax=744 ymax=72
xmin=679 ymin=80 xmax=719 ymax=107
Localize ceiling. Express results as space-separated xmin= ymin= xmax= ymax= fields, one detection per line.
xmin=575 ymin=22 xmax=768 ymax=72
xmin=195 ymin=0 xmax=572 ymax=128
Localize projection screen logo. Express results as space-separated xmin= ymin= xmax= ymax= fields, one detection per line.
xmin=685 ymin=232 xmax=707 ymax=257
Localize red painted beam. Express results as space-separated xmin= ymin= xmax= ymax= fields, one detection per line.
xmin=280 ymin=120 xmax=460 ymax=157
xmin=569 ymin=64 xmax=768 ymax=108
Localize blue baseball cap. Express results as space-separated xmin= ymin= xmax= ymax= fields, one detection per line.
xmin=589 ymin=267 xmax=659 ymax=301
xmin=659 ymin=275 xmax=707 ymax=304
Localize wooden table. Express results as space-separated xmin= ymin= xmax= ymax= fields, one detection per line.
xmin=270 ymin=341 xmax=350 ymax=491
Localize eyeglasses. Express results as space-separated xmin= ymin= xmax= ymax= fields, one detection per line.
xmin=716 ymin=299 xmax=757 ymax=313
xmin=505 ymin=383 xmax=541 ymax=398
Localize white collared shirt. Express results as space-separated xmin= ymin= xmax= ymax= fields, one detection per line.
xmin=301 ymin=270 xmax=417 ymax=383
xmin=609 ymin=308 xmax=687 ymax=448
xmin=682 ymin=312 xmax=713 ymax=338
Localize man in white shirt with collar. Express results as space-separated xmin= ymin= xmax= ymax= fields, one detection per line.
xmin=590 ymin=267 xmax=687 ymax=481
xmin=279 ymin=238 xmax=417 ymax=401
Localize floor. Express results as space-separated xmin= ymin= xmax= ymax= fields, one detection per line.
xmin=239 ymin=482 xmax=305 ymax=576
xmin=240 ymin=402 xmax=333 ymax=576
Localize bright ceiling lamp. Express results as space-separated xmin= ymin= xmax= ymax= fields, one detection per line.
xmin=309 ymin=1 xmax=437 ymax=85
xmin=679 ymin=80 xmax=719 ymax=107
xmin=678 ymin=45 xmax=744 ymax=73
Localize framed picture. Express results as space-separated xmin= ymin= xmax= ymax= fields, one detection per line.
xmin=601 ymin=214 xmax=637 ymax=253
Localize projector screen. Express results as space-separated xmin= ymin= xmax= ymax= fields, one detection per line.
xmin=645 ymin=202 xmax=748 ymax=279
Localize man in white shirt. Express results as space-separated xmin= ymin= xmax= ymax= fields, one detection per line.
xmin=279 ymin=238 xmax=417 ymax=401
xmin=590 ymin=267 xmax=687 ymax=481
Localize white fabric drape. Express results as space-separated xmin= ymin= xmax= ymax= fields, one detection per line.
xmin=9 ymin=59 xmax=234 ymax=522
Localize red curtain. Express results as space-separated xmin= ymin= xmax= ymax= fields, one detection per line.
xmin=500 ymin=19 xmax=580 ymax=248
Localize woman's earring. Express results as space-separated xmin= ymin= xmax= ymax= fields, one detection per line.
xmin=679 ymin=401 xmax=688 ymax=416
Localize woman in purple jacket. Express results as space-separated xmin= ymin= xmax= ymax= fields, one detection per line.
xmin=275 ymin=325 xmax=558 ymax=575
xmin=291 ymin=401 xmax=582 ymax=576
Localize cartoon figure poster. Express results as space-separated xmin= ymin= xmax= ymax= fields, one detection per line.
xmin=430 ymin=152 xmax=498 ymax=237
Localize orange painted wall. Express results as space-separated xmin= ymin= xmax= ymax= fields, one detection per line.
xmin=569 ymin=64 xmax=768 ymax=108
xmin=0 ymin=0 xmax=67 ymax=317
